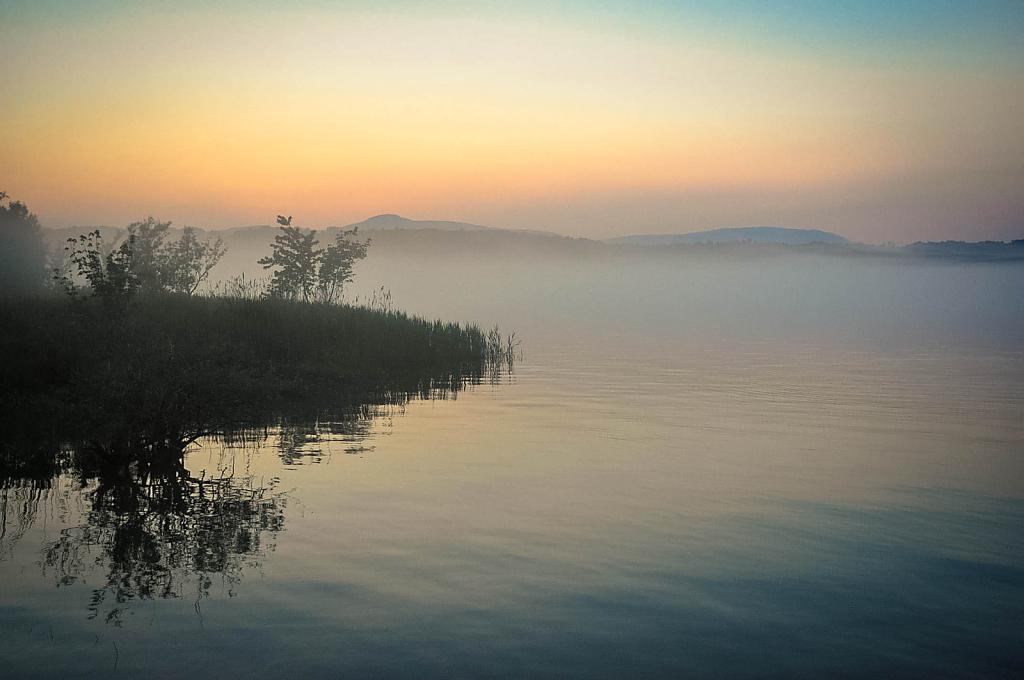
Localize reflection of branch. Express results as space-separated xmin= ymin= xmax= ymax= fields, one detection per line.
xmin=274 ymin=410 xmax=388 ymax=464
xmin=37 ymin=448 xmax=287 ymax=625
xmin=1 ymin=486 xmax=48 ymax=560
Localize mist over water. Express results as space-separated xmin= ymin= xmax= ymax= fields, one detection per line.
xmin=355 ymin=248 xmax=1024 ymax=350
xmin=2 ymin=249 xmax=1023 ymax=677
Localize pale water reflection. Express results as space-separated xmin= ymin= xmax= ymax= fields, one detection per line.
xmin=1 ymin=257 xmax=1023 ymax=677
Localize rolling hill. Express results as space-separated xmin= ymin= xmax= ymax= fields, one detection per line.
xmin=607 ymin=227 xmax=848 ymax=246
xmin=342 ymin=214 xmax=494 ymax=232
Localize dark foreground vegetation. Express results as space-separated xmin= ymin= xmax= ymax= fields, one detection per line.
xmin=0 ymin=192 xmax=515 ymax=462
xmin=2 ymin=294 xmax=503 ymax=444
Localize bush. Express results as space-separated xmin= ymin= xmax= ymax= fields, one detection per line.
xmin=55 ymin=219 xmax=226 ymax=304
xmin=0 ymin=191 xmax=47 ymax=294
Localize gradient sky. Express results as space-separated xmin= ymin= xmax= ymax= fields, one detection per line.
xmin=2 ymin=0 xmax=1022 ymax=242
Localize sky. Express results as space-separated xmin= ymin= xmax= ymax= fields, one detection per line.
xmin=1 ymin=0 xmax=1022 ymax=243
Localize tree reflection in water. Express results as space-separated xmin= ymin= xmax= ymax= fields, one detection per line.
xmin=47 ymin=444 xmax=284 ymax=622
xmin=0 ymin=401 xmax=409 ymax=626
xmin=0 ymin=436 xmax=282 ymax=626
xmin=0 ymin=345 xmax=509 ymax=626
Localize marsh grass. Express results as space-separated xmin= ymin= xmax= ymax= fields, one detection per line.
xmin=0 ymin=292 xmax=518 ymax=458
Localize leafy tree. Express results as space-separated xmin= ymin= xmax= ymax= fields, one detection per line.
xmin=124 ymin=217 xmax=172 ymax=292
xmin=164 ymin=227 xmax=227 ymax=295
xmin=56 ymin=220 xmax=227 ymax=303
xmin=259 ymin=216 xmax=317 ymax=301
xmin=55 ymin=230 xmax=138 ymax=309
xmin=0 ymin=191 xmax=47 ymax=294
xmin=317 ymin=227 xmax=369 ymax=304
xmin=258 ymin=215 xmax=369 ymax=303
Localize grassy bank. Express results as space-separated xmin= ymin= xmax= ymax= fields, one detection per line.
xmin=0 ymin=293 xmax=506 ymax=454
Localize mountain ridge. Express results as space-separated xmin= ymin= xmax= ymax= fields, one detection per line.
xmin=607 ymin=227 xmax=848 ymax=246
xmin=340 ymin=214 xmax=495 ymax=232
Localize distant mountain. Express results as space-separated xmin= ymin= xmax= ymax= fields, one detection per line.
xmin=904 ymin=239 xmax=1024 ymax=261
xmin=43 ymin=226 xmax=127 ymax=248
xmin=607 ymin=227 xmax=848 ymax=246
xmin=339 ymin=214 xmax=562 ymax=237
xmin=38 ymin=223 xmax=1024 ymax=284
xmin=342 ymin=214 xmax=494 ymax=232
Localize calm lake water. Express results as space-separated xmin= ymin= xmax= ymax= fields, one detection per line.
xmin=2 ymin=255 xmax=1023 ymax=678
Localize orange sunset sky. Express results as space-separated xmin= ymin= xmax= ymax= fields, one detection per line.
xmin=2 ymin=1 xmax=1022 ymax=243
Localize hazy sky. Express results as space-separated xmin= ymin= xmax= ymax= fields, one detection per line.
xmin=2 ymin=1 xmax=1022 ymax=242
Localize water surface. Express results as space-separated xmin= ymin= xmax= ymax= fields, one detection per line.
xmin=2 ymin=256 xmax=1023 ymax=677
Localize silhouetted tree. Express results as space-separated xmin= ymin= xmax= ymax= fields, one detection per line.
xmin=0 ymin=191 xmax=47 ymax=294
xmin=317 ymin=227 xmax=369 ymax=304
xmin=55 ymin=230 xmax=139 ymax=309
xmin=56 ymin=220 xmax=227 ymax=301
xmin=164 ymin=227 xmax=227 ymax=295
xmin=259 ymin=215 xmax=320 ymax=301
xmin=124 ymin=217 xmax=172 ymax=292
xmin=259 ymin=215 xmax=369 ymax=303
